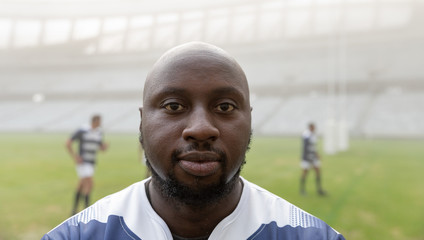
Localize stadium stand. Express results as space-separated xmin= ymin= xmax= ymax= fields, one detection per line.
xmin=362 ymin=91 xmax=424 ymax=138
xmin=0 ymin=0 xmax=423 ymax=139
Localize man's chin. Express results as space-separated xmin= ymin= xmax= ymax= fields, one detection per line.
xmin=146 ymin=155 xmax=244 ymax=207
xmin=153 ymin=173 xmax=239 ymax=207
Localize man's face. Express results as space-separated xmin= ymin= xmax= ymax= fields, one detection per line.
xmin=92 ymin=117 xmax=101 ymax=129
xmin=140 ymin=49 xmax=251 ymax=205
xmin=309 ymin=124 xmax=315 ymax=133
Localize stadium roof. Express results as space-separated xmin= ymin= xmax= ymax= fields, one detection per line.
xmin=1 ymin=0 xmax=421 ymax=51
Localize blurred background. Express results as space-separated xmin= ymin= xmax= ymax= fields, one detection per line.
xmin=1 ymin=0 xmax=423 ymax=239
xmin=1 ymin=0 xmax=423 ymax=142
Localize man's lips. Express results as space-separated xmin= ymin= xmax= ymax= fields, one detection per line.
xmin=177 ymin=151 xmax=221 ymax=177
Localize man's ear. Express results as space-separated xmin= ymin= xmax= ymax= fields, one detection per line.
xmin=139 ymin=107 xmax=143 ymax=132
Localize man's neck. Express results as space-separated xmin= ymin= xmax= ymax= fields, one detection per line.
xmin=146 ymin=178 xmax=243 ymax=238
xmin=172 ymin=233 xmax=209 ymax=240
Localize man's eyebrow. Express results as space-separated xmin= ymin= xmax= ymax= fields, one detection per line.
xmin=156 ymin=87 xmax=187 ymax=96
xmin=211 ymin=86 xmax=244 ymax=98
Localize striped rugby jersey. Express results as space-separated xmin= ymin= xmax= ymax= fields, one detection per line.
xmin=302 ymin=129 xmax=318 ymax=162
xmin=71 ymin=126 xmax=104 ymax=164
xmin=42 ymin=177 xmax=345 ymax=240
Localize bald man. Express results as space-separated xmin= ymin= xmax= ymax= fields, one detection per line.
xmin=42 ymin=42 xmax=344 ymax=240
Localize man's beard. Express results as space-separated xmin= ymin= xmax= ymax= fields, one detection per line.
xmin=141 ymin=133 xmax=251 ymax=207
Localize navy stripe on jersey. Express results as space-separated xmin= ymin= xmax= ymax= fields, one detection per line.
xmin=42 ymin=215 xmax=141 ymax=240
xmin=247 ymin=221 xmax=345 ymax=240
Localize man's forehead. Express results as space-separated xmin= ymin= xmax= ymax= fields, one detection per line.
xmin=158 ymin=41 xmax=230 ymax=62
xmin=151 ymin=45 xmax=240 ymax=79
xmin=144 ymin=42 xmax=248 ymax=101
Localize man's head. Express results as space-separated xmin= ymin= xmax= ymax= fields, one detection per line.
xmin=139 ymin=42 xmax=252 ymax=206
xmin=91 ymin=115 xmax=101 ymax=129
xmin=308 ymin=123 xmax=315 ymax=133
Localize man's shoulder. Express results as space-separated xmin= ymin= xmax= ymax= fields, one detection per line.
xmin=41 ymin=214 xmax=142 ymax=240
xmin=246 ymin=221 xmax=346 ymax=240
xmin=240 ymin=178 xmax=345 ymax=240
xmin=41 ymin=180 xmax=148 ymax=240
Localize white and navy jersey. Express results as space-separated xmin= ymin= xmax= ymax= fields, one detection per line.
xmin=42 ymin=177 xmax=345 ymax=240
xmin=71 ymin=126 xmax=104 ymax=164
xmin=302 ymin=129 xmax=318 ymax=162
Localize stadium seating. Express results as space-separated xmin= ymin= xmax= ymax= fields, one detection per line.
xmin=1 ymin=0 xmax=423 ymax=139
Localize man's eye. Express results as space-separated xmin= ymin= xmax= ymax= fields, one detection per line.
xmin=216 ymin=103 xmax=235 ymax=112
xmin=164 ymin=103 xmax=184 ymax=111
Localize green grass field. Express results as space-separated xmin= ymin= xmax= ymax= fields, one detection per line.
xmin=0 ymin=133 xmax=423 ymax=240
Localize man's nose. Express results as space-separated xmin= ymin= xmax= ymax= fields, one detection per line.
xmin=182 ymin=107 xmax=220 ymax=142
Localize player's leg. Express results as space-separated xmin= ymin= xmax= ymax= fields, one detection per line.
xmin=300 ymin=169 xmax=309 ymax=195
xmin=72 ymin=166 xmax=85 ymax=215
xmin=74 ymin=163 xmax=95 ymax=210
xmin=82 ymin=176 xmax=93 ymax=207
xmin=81 ymin=163 xmax=95 ymax=208
xmin=313 ymin=166 xmax=326 ymax=196
xmin=300 ymin=161 xmax=310 ymax=195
